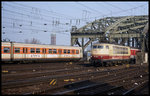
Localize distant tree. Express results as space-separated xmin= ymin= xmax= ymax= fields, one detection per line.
xmin=2 ymin=38 xmax=10 ymax=42
xmin=24 ymin=38 xmax=41 ymax=44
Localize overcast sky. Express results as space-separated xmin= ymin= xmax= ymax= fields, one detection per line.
xmin=2 ymin=1 xmax=149 ymax=45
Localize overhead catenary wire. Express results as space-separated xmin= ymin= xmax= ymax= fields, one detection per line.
xmin=2 ymin=8 xmax=68 ymax=26
xmin=10 ymin=2 xmax=78 ymax=20
xmin=2 ymin=2 xmax=84 ymax=29
xmin=2 ymin=2 xmax=148 ymax=26
xmin=86 ymin=3 xmax=147 ymax=19
xmin=2 ymin=3 xmax=86 ymax=28
xmin=2 ymin=20 xmax=68 ymax=31
xmin=2 ymin=18 xmax=72 ymax=36
xmin=76 ymin=2 xmax=106 ymax=16
xmin=3 ymin=3 xmax=68 ymax=21
xmin=2 ymin=14 xmax=73 ymax=36
xmin=2 ymin=25 xmax=70 ymax=35
xmin=2 ymin=2 xmax=148 ymax=44
xmin=2 ymin=2 xmax=148 ymax=21
xmin=103 ymin=2 xmax=125 ymax=11
xmin=2 ymin=2 xmax=148 ymax=35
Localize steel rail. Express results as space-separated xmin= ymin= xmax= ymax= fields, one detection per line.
xmin=122 ymin=80 xmax=149 ymax=95
xmin=23 ymin=68 xmax=148 ymax=95
xmin=2 ymin=66 xmax=139 ymax=89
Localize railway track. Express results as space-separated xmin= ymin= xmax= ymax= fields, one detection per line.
xmin=123 ymin=80 xmax=149 ymax=95
xmin=2 ymin=62 xmax=84 ymax=73
xmin=25 ymin=66 xmax=148 ymax=95
xmin=2 ymin=67 xmax=89 ymax=82
xmin=2 ymin=63 xmax=148 ymax=95
xmin=1 ymin=62 xmax=128 ymax=82
xmin=2 ymin=64 xmax=141 ymax=88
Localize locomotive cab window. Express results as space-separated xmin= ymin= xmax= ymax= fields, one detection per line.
xmin=4 ymin=47 xmax=10 ymax=53
xmin=93 ymin=46 xmax=97 ymax=49
xmin=106 ymin=46 xmax=109 ymax=49
xmin=98 ymin=45 xmax=103 ymax=49
xmin=15 ymin=48 xmax=20 ymax=53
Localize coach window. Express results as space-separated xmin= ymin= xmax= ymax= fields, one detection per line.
xmin=15 ymin=48 xmax=20 ymax=53
xmin=36 ymin=48 xmax=40 ymax=53
xmin=98 ymin=45 xmax=103 ymax=49
xmin=64 ymin=49 xmax=67 ymax=54
xmin=4 ymin=47 xmax=10 ymax=53
xmin=106 ymin=46 xmax=109 ymax=49
xmin=31 ymin=48 xmax=35 ymax=53
xmin=49 ymin=49 xmax=52 ymax=54
xmin=53 ymin=49 xmax=57 ymax=54
xmin=76 ymin=50 xmax=79 ymax=54
xmin=58 ymin=49 xmax=62 ymax=54
xmin=68 ymin=50 xmax=70 ymax=54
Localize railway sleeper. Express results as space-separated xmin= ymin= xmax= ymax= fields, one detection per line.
xmin=122 ymin=80 xmax=149 ymax=95
xmin=17 ymin=69 xmax=148 ymax=95
xmin=52 ymin=74 xmax=145 ymax=95
xmin=52 ymin=82 xmax=111 ymax=95
xmin=2 ymin=65 xmax=144 ymax=89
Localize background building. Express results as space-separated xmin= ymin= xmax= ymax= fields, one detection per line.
xmin=51 ymin=33 xmax=56 ymax=45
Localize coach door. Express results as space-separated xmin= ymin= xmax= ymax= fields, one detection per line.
xmin=23 ymin=48 xmax=28 ymax=59
xmin=10 ymin=42 xmax=14 ymax=61
xmin=42 ymin=48 xmax=46 ymax=59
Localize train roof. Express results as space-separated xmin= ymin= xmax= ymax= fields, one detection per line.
xmin=130 ymin=47 xmax=140 ymax=50
xmin=1 ymin=41 xmax=82 ymax=49
xmin=93 ymin=43 xmax=130 ymax=48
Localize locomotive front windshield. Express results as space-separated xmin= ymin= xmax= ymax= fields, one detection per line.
xmin=93 ymin=45 xmax=103 ymax=49
xmin=93 ymin=46 xmax=97 ymax=48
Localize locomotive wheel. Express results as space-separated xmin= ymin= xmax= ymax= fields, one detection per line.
xmin=103 ymin=62 xmax=107 ymax=67
xmin=108 ymin=62 xmax=112 ymax=67
xmin=101 ymin=62 xmax=104 ymax=67
xmin=94 ymin=63 xmax=99 ymax=67
xmin=112 ymin=62 xmax=115 ymax=66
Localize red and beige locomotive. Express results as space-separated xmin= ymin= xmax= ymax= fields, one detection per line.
xmin=1 ymin=42 xmax=83 ymax=63
xmin=90 ymin=43 xmax=140 ymax=66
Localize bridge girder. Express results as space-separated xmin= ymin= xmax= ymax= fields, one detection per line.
xmin=71 ymin=15 xmax=148 ymax=52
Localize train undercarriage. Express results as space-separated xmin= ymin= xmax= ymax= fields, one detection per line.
xmin=90 ymin=59 xmax=135 ymax=67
